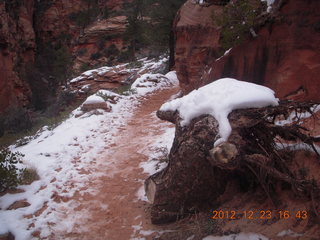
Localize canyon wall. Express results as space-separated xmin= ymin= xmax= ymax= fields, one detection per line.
xmin=174 ymin=0 xmax=320 ymax=101
xmin=0 ymin=0 xmax=126 ymax=113
xmin=0 ymin=0 xmax=35 ymax=111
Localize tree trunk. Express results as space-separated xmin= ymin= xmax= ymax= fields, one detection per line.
xmin=145 ymin=113 xmax=229 ymax=224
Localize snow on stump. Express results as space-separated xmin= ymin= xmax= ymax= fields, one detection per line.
xmin=80 ymin=95 xmax=111 ymax=112
xmin=146 ymin=78 xmax=320 ymax=224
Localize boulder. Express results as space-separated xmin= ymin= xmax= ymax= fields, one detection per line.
xmin=80 ymin=95 xmax=111 ymax=112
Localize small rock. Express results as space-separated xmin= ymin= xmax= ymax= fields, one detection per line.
xmin=7 ymin=199 xmax=31 ymax=210
xmin=81 ymin=95 xmax=111 ymax=112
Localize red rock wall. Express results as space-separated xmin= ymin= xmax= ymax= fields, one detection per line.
xmin=0 ymin=0 xmax=35 ymax=112
xmin=175 ymin=0 xmax=320 ymax=101
xmin=0 ymin=0 xmax=126 ymax=113
xmin=174 ymin=0 xmax=223 ymax=93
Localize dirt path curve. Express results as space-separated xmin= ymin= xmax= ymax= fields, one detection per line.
xmin=62 ymin=86 xmax=179 ymax=240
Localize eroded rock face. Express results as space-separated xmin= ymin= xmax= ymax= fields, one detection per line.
xmin=0 ymin=0 xmax=35 ymax=112
xmin=174 ymin=0 xmax=223 ymax=93
xmin=175 ymin=0 xmax=320 ymax=101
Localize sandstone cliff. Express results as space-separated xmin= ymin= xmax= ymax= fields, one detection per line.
xmin=0 ymin=0 xmax=127 ymax=113
xmin=174 ymin=0 xmax=320 ymax=101
xmin=0 ymin=0 xmax=35 ymax=111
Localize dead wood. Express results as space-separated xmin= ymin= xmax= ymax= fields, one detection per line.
xmin=147 ymin=101 xmax=320 ymax=224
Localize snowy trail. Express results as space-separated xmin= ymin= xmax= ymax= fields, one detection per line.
xmin=0 ymin=68 xmax=179 ymax=239
xmin=55 ymin=86 xmax=179 ymax=240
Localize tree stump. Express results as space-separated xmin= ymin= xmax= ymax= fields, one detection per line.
xmin=145 ymin=113 xmax=230 ymax=224
xmin=146 ymin=102 xmax=320 ymax=224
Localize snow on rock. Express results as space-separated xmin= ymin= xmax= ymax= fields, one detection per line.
xmin=132 ymin=72 xmax=176 ymax=95
xmin=69 ymin=64 xmax=128 ymax=84
xmin=203 ymin=232 xmax=269 ymax=240
xmin=80 ymin=95 xmax=111 ymax=113
xmin=160 ymin=78 xmax=279 ymax=146
xmin=164 ymin=71 xmax=179 ymax=85
xmin=83 ymin=95 xmax=105 ymax=104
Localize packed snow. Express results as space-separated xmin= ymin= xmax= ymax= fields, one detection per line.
xmin=160 ymin=78 xmax=278 ymax=146
xmin=0 ymin=58 xmax=177 ymax=240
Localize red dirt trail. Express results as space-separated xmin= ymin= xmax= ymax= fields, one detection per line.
xmin=57 ymin=86 xmax=179 ymax=240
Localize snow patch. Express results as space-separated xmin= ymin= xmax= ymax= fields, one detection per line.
xmin=277 ymin=229 xmax=303 ymax=238
xmin=203 ymin=232 xmax=269 ymax=240
xmin=160 ymin=78 xmax=278 ymax=146
xmin=275 ymin=104 xmax=320 ymax=126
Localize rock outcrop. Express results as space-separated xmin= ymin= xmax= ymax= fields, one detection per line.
xmin=174 ymin=0 xmax=320 ymax=101
xmin=174 ymin=0 xmax=224 ymax=93
xmin=80 ymin=95 xmax=111 ymax=113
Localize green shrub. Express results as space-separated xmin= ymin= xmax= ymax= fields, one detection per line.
xmin=68 ymin=0 xmax=99 ymax=29
xmin=212 ymin=0 xmax=265 ymax=52
xmin=90 ymin=52 xmax=102 ymax=60
xmin=126 ymin=60 xmax=143 ymax=69
xmin=80 ymin=63 xmax=91 ymax=72
xmin=103 ymin=44 xmax=120 ymax=57
xmin=96 ymin=91 xmax=114 ymax=101
xmin=114 ymin=85 xmax=137 ymax=96
xmin=2 ymin=106 xmax=33 ymax=134
xmin=0 ymin=148 xmax=25 ymax=192
xmin=21 ymin=167 xmax=40 ymax=185
xmin=97 ymin=37 xmax=106 ymax=50
xmin=117 ymin=50 xmax=133 ymax=62
xmin=76 ymin=48 xmax=87 ymax=57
